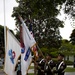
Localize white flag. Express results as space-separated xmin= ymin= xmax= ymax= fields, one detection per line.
xmin=19 ymin=16 xmax=38 ymax=57
xmin=20 ymin=17 xmax=37 ymax=75
xmin=4 ymin=29 xmax=21 ymax=75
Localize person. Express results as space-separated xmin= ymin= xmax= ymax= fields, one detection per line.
xmin=36 ymin=53 xmax=45 ymax=75
xmin=44 ymin=54 xmax=55 ymax=75
xmin=15 ymin=57 xmax=21 ymax=75
xmin=54 ymin=53 xmax=66 ymax=75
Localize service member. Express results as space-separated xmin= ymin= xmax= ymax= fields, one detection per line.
xmin=15 ymin=57 xmax=21 ymax=75
xmin=36 ymin=53 xmax=45 ymax=75
xmin=54 ymin=53 xmax=66 ymax=75
xmin=44 ymin=54 xmax=55 ymax=75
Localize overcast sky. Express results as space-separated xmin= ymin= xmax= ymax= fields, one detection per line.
xmin=0 ymin=0 xmax=74 ymax=40
xmin=0 ymin=0 xmax=18 ymax=30
xmin=57 ymin=5 xmax=74 ymax=40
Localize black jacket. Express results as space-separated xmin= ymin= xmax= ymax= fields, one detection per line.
xmin=37 ymin=58 xmax=45 ymax=75
xmin=55 ymin=61 xmax=66 ymax=75
xmin=44 ymin=60 xmax=55 ymax=75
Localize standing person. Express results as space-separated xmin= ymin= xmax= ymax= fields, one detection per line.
xmin=44 ymin=54 xmax=55 ymax=75
xmin=36 ymin=53 xmax=45 ymax=75
xmin=15 ymin=57 xmax=21 ymax=75
xmin=54 ymin=53 xmax=66 ymax=75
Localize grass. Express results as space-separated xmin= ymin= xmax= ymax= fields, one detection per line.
xmin=65 ymin=67 xmax=75 ymax=72
xmin=28 ymin=67 xmax=75 ymax=75
xmin=29 ymin=66 xmax=34 ymax=69
xmin=0 ymin=66 xmax=3 ymax=69
xmin=28 ymin=73 xmax=34 ymax=75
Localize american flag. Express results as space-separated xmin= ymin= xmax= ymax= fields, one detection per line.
xmin=29 ymin=23 xmax=38 ymax=57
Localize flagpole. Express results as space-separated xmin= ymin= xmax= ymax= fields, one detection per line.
xmin=3 ymin=0 xmax=6 ymax=51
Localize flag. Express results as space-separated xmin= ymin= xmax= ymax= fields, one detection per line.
xmin=4 ymin=29 xmax=21 ymax=75
xmin=20 ymin=24 xmax=33 ymax=75
xmin=19 ymin=16 xmax=38 ymax=75
xmin=29 ymin=24 xmax=38 ymax=57
xmin=29 ymin=24 xmax=33 ymax=37
xmin=19 ymin=16 xmax=38 ymax=57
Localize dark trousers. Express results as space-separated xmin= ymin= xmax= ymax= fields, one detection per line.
xmin=45 ymin=72 xmax=53 ymax=75
xmin=17 ymin=70 xmax=21 ymax=75
xmin=37 ymin=70 xmax=45 ymax=75
xmin=58 ymin=72 xmax=64 ymax=75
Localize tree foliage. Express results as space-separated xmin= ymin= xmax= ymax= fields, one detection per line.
xmin=0 ymin=25 xmax=4 ymax=54
xmin=70 ymin=29 xmax=75 ymax=45
xmin=12 ymin=0 xmax=67 ymax=48
xmin=60 ymin=39 xmax=74 ymax=51
xmin=65 ymin=0 xmax=75 ymax=18
xmin=59 ymin=39 xmax=75 ymax=56
xmin=0 ymin=25 xmax=14 ymax=55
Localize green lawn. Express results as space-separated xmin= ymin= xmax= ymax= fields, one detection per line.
xmin=29 ymin=66 xmax=34 ymax=69
xmin=28 ymin=67 xmax=75 ymax=75
xmin=65 ymin=67 xmax=75 ymax=72
xmin=28 ymin=73 xmax=34 ymax=75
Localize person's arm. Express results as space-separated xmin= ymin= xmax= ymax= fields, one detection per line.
xmin=55 ymin=63 xmax=66 ymax=73
xmin=50 ymin=61 xmax=56 ymax=69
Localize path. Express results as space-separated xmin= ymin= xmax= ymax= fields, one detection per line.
xmin=65 ymin=72 xmax=75 ymax=75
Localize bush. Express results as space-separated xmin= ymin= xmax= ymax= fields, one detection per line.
xmin=50 ymin=52 xmax=58 ymax=58
xmin=65 ymin=60 xmax=73 ymax=65
xmin=52 ymin=58 xmax=73 ymax=65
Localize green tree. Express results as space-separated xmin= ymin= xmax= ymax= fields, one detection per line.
xmin=59 ymin=39 xmax=75 ymax=57
xmin=60 ymin=39 xmax=73 ymax=51
xmin=0 ymin=25 xmax=14 ymax=55
xmin=70 ymin=29 xmax=75 ymax=45
xmin=0 ymin=25 xmax=4 ymax=54
xmin=12 ymin=0 xmax=67 ymax=48
xmin=65 ymin=0 xmax=75 ymax=18
xmin=64 ymin=0 xmax=75 ymax=28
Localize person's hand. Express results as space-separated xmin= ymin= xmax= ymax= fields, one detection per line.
xmin=53 ymin=70 xmax=56 ymax=73
xmin=41 ymin=70 xmax=44 ymax=72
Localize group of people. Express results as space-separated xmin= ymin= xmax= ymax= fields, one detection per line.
xmin=36 ymin=53 xmax=66 ymax=75
xmin=15 ymin=53 xmax=66 ymax=75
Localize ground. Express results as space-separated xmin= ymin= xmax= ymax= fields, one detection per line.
xmin=0 ymin=64 xmax=75 ymax=75
xmin=0 ymin=70 xmax=75 ymax=75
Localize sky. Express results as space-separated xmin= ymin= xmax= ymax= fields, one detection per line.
xmin=0 ymin=0 xmax=74 ymax=40
xmin=57 ymin=6 xmax=74 ymax=40
xmin=0 ymin=0 xmax=18 ymax=30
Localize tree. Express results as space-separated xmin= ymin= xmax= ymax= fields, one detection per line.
xmin=0 ymin=25 xmax=14 ymax=55
xmin=64 ymin=0 xmax=75 ymax=28
xmin=70 ymin=29 xmax=75 ymax=45
xmin=0 ymin=25 xmax=4 ymax=54
xmin=65 ymin=0 xmax=75 ymax=18
xmin=59 ymin=39 xmax=73 ymax=51
xmin=12 ymin=0 xmax=66 ymax=48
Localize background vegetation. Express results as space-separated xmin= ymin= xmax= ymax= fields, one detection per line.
xmin=0 ymin=0 xmax=75 ymax=64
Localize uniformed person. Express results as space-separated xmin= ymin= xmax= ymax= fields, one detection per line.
xmin=15 ymin=57 xmax=21 ymax=75
xmin=54 ymin=53 xmax=66 ymax=75
xmin=36 ymin=53 xmax=45 ymax=75
xmin=44 ymin=54 xmax=55 ymax=75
